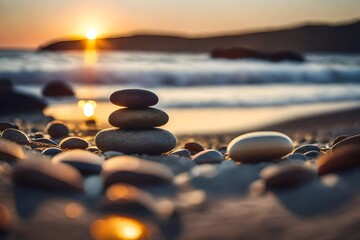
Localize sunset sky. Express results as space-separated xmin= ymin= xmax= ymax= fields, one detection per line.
xmin=1 ymin=0 xmax=359 ymax=48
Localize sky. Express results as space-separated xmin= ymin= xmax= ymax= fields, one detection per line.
xmin=1 ymin=0 xmax=359 ymax=48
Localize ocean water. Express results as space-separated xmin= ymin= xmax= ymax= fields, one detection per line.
xmin=1 ymin=50 xmax=360 ymax=108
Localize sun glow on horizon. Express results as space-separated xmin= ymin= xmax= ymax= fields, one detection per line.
xmin=86 ymin=29 xmax=98 ymax=40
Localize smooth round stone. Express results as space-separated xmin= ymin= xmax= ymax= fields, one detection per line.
xmin=318 ymin=146 xmax=360 ymax=175
xmin=42 ymin=147 xmax=63 ymax=157
xmin=0 ymin=138 xmax=26 ymax=162
xmin=12 ymin=160 xmax=83 ymax=191
xmin=59 ymin=137 xmax=89 ymax=150
xmin=53 ymin=150 xmax=104 ymax=175
xmin=1 ymin=128 xmax=29 ymax=145
xmin=110 ymin=89 xmax=159 ymax=108
xmin=293 ymin=144 xmax=320 ymax=154
xmin=260 ymin=165 xmax=317 ymax=189
xmin=192 ymin=149 xmax=224 ymax=164
xmin=0 ymin=203 xmax=10 ymax=233
xmin=33 ymin=138 xmax=58 ymax=146
xmin=0 ymin=122 xmax=18 ymax=131
xmin=108 ymin=107 xmax=169 ymax=129
xmin=332 ymin=134 xmax=360 ymax=152
xmin=170 ymin=149 xmax=191 ymax=158
xmin=304 ymin=150 xmax=321 ymax=160
xmin=184 ymin=142 xmax=204 ymax=155
xmin=227 ymin=131 xmax=293 ymax=162
xmin=95 ymin=128 xmax=176 ymax=154
xmin=101 ymin=156 xmax=174 ymax=187
xmin=45 ymin=120 xmax=69 ymax=139
xmin=332 ymin=135 xmax=349 ymax=146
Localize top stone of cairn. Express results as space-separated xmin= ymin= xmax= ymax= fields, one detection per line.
xmin=110 ymin=89 xmax=159 ymax=108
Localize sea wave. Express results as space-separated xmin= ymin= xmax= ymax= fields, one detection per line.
xmin=1 ymin=51 xmax=360 ymax=86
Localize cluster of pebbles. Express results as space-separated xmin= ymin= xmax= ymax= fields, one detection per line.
xmin=0 ymin=89 xmax=360 ymax=238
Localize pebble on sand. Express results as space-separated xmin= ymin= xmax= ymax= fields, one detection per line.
xmin=170 ymin=149 xmax=191 ymax=158
xmin=101 ymin=156 xmax=174 ymax=188
xmin=108 ymin=107 xmax=169 ymax=129
xmin=292 ymin=144 xmax=320 ymax=154
xmin=110 ymin=89 xmax=159 ymax=108
xmin=318 ymin=146 xmax=360 ymax=175
xmin=260 ymin=165 xmax=317 ymax=189
xmin=95 ymin=128 xmax=176 ymax=154
xmin=227 ymin=131 xmax=293 ymax=162
xmin=0 ymin=138 xmax=26 ymax=162
xmin=332 ymin=134 xmax=360 ymax=152
xmin=1 ymin=128 xmax=29 ymax=145
xmin=12 ymin=160 xmax=83 ymax=191
xmin=52 ymin=149 xmax=104 ymax=175
xmin=184 ymin=142 xmax=205 ymax=155
xmin=42 ymin=147 xmax=63 ymax=157
xmin=192 ymin=149 xmax=224 ymax=164
xmin=59 ymin=137 xmax=89 ymax=150
xmin=46 ymin=120 xmax=69 ymax=139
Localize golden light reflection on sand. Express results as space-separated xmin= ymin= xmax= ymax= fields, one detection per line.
xmin=90 ymin=215 xmax=148 ymax=240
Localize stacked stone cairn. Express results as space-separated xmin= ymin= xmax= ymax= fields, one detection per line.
xmin=95 ymin=89 xmax=177 ymax=155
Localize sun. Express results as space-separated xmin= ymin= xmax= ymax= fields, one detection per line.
xmin=86 ymin=29 xmax=98 ymax=40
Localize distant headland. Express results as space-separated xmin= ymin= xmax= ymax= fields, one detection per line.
xmin=39 ymin=20 xmax=360 ymax=53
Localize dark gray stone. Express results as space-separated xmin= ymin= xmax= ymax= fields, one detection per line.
xmin=110 ymin=89 xmax=158 ymax=108
xmin=1 ymin=128 xmax=29 ymax=145
xmin=59 ymin=137 xmax=89 ymax=150
xmin=108 ymin=107 xmax=169 ymax=129
xmin=46 ymin=120 xmax=69 ymax=139
xmin=95 ymin=128 xmax=176 ymax=154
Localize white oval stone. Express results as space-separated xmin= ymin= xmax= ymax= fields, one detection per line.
xmin=227 ymin=131 xmax=293 ymax=162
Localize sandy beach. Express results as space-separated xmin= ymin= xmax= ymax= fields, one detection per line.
xmin=1 ymin=97 xmax=360 ymax=239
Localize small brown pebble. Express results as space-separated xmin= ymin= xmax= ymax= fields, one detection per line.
xmin=260 ymin=165 xmax=317 ymax=189
xmin=332 ymin=134 xmax=360 ymax=152
xmin=46 ymin=120 xmax=69 ymax=139
xmin=318 ymin=146 xmax=360 ymax=175
xmin=184 ymin=142 xmax=204 ymax=155
xmin=332 ymin=135 xmax=349 ymax=146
